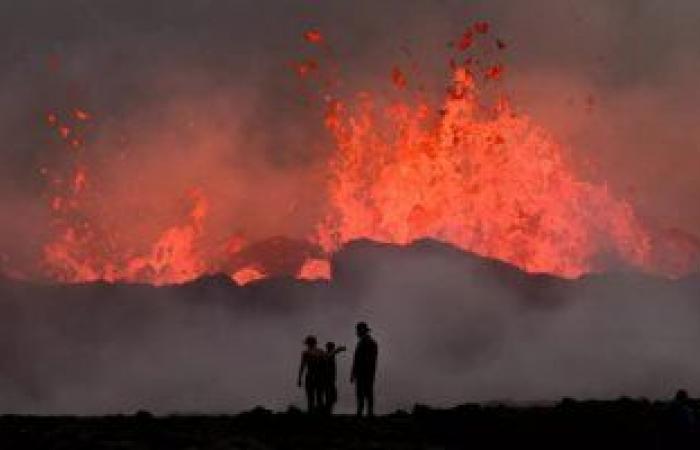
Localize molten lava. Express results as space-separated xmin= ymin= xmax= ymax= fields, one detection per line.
xmin=297 ymin=258 xmax=332 ymax=281
xmin=42 ymin=109 xmax=211 ymax=285
xmin=32 ymin=22 xmax=698 ymax=285
xmin=312 ymin=22 xmax=680 ymax=278
xmin=231 ymin=266 xmax=266 ymax=286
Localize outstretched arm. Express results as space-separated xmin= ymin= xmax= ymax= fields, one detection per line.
xmin=297 ymin=353 xmax=306 ymax=387
xmin=331 ymin=346 xmax=347 ymax=356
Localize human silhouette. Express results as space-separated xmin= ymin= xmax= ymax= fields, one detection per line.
xmin=297 ymin=335 xmax=325 ymax=413
xmin=323 ymin=341 xmax=346 ymax=415
xmin=668 ymin=389 xmax=696 ymax=442
xmin=350 ymin=322 xmax=378 ymax=417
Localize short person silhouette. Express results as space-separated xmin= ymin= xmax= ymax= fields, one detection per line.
xmin=323 ymin=341 xmax=346 ymax=414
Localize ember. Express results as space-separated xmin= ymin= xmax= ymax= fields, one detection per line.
xmin=303 ymin=28 xmax=324 ymax=45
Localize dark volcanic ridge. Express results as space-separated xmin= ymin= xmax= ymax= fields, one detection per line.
xmin=3 ymin=238 xmax=696 ymax=303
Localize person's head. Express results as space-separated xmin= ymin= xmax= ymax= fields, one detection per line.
xmin=356 ymin=322 xmax=370 ymax=338
xmin=326 ymin=341 xmax=336 ymax=352
xmin=675 ymin=389 xmax=689 ymax=402
xmin=304 ymin=335 xmax=317 ymax=349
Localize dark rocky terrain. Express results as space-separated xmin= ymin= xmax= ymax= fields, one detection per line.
xmin=1 ymin=397 xmax=699 ymax=449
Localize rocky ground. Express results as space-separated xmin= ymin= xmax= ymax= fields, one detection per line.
xmin=2 ymin=398 xmax=699 ymax=449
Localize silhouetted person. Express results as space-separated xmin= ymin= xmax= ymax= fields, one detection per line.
xmin=351 ymin=322 xmax=378 ymax=417
xmin=323 ymin=341 xmax=346 ymax=414
xmin=668 ymin=389 xmax=696 ymax=443
xmin=297 ymin=335 xmax=325 ymax=413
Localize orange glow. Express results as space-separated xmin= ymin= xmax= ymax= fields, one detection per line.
xmin=313 ymin=24 xmax=660 ymax=278
xmin=73 ymin=108 xmax=91 ymax=121
xmin=473 ymin=21 xmax=491 ymax=34
xmin=225 ymin=234 xmax=246 ymax=255
xmin=43 ymin=184 xmax=210 ymax=285
xmin=231 ymin=266 xmax=266 ymax=285
xmin=58 ymin=126 xmax=70 ymax=140
xmin=46 ymin=112 xmax=58 ymax=126
xmin=297 ymin=258 xmax=331 ymax=281
xmin=391 ymin=66 xmax=407 ymax=89
xmin=50 ymin=196 xmax=63 ymax=212
xmin=303 ymin=28 xmax=323 ymax=44
xmin=457 ymin=29 xmax=474 ymax=51
xmin=484 ymin=64 xmax=504 ymax=81
xmin=293 ymin=59 xmax=319 ymax=78
xmin=29 ymin=23 xmax=698 ymax=286
xmin=72 ymin=166 xmax=87 ymax=194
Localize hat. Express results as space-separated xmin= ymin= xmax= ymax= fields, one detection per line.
xmin=304 ymin=335 xmax=317 ymax=346
xmin=356 ymin=322 xmax=370 ymax=332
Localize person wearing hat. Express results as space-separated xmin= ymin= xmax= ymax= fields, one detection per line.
xmin=350 ymin=322 xmax=378 ymax=417
xmin=297 ymin=335 xmax=326 ymax=413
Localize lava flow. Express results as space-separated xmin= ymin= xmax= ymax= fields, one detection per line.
xmin=34 ymin=22 xmax=698 ymax=285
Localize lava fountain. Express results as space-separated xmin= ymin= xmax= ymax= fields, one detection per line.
xmin=33 ymin=22 xmax=698 ymax=285
xmin=312 ymin=23 xmax=652 ymax=278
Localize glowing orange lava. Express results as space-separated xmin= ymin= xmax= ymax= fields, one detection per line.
xmin=32 ymin=22 xmax=698 ymax=285
xmin=41 ymin=109 xmax=211 ymax=285
xmin=231 ymin=266 xmax=266 ymax=285
xmin=297 ymin=258 xmax=331 ymax=281
xmin=312 ymin=22 xmax=660 ymax=278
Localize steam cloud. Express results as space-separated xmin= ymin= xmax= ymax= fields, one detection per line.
xmin=0 ymin=0 xmax=699 ymax=413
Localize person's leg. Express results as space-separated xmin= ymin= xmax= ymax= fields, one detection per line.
xmin=322 ymin=385 xmax=330 ymax=415
xmin=305 ymin=380 xmax=314 ymax=413
xmin=329 ymin=385 xmax=337 ymax=414
xmin=315 ymin=385 xmax=325 ymax=414
xmin=355 ymin=382 xmax=364 ymax=416
xmin=366 ymin=380 xmax=374 ymax=417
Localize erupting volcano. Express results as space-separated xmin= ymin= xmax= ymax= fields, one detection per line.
xmin=29 ymin=22 xmax=699 ymax=285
